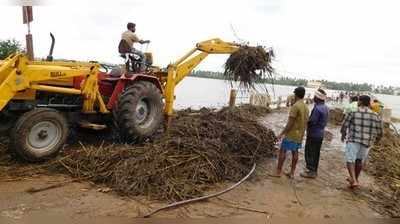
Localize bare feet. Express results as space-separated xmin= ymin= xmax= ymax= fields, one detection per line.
xmin=300 ymin=171 xmax=317 ymax=179
xmin=284 ymin=172 xmax=294 ymax=179
xmin=346 ymin=177 xmax=359 ymax=189
xmin=351 ymin=182 xmax=360 ymax=188
xmin=268 ymin=171 xmax=282 ymax=178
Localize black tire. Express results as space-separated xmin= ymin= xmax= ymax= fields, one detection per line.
xmin=9 ymin=108 xmax=69 ymax=162
xmin=114 ymin=81 xmax=163 ymax=142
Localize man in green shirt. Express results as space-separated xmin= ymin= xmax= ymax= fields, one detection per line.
xmin=271 ymin=87 xmax=310 ymax=178
xmin=343 ymin=96 xmax=358 ymax=114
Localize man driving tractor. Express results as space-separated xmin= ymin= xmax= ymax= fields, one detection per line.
xmin=119 ymin=22 xmax=150 ymax=71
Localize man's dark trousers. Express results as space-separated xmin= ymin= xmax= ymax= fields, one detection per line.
xmin=305 ymin=136 xmax=324 ymax=173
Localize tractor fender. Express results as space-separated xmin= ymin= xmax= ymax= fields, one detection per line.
xmin=127 ymin=74 xmax=163 ymax=94
xmin=106 ymin=74 xmax=163 ymax=110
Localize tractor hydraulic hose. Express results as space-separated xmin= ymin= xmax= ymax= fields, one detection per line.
xmin=141 ymin=163 xmax=256 ymax=218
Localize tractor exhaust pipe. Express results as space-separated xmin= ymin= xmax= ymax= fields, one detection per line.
xmin=46 ymin=32 xmax=55 ymax=61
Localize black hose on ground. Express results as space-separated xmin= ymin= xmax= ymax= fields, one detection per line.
xmin=141 ymin=163 xmax=257 ymax=218
xmin=390 ymin=122 xmax=399 ymax=136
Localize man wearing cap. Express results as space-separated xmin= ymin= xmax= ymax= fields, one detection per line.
xmin=341 ymin=95 xmax=383 ymax=188
xmin=301 ymin=89 xmax=329 ymax=178
xmin=271 ymin=87 xmax=309 ymax=178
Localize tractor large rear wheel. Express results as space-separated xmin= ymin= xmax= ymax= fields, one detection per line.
xmin=9 ymin=108 xmax=69 ymax=162
xmin=115 ymin=81 xmax=163 ymax=142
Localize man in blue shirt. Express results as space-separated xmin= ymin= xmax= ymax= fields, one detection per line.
xmin=301 ymin=89 xmax=329 ymax=178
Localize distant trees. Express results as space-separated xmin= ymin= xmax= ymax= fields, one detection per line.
xmin=320 ymin=80 xmax=373 ymax=92
xmin=373 ymin=86 xmax=395 ymax=95
xmin=190 ymin=70 xmax=308 ymax=86
xmin=0 ymin=39 xmax=22 ymax=60
xmin=191 ymin=70 xmax=224 ymax=80
xmin=267 ymin=76 xmax=308 ymax=86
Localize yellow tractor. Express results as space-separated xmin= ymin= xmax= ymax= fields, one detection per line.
xmin=0 ymin=35 xmax=242 ymax=161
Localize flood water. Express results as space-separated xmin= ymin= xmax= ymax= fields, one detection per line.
xmin=175 ymin=77 xmax=400 ymax=118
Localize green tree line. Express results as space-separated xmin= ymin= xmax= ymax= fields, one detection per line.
xmin=320 ymin=80 xmax=373 ymax=92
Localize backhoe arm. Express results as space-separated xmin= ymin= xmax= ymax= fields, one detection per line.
xmin=173 ymin=38 xmax=240 ymax=85
xmin=164 ymin=38 xmax=240 ymax=122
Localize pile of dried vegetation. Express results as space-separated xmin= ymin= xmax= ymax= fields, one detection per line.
xmin=0 ymin=105 xmax=276 ymax=201
xmin=328 ymin=108 xmax=345 ymax=125
xmin=367 ymin=127 xmax=400 ymax=217
xmin=224 ymin=46 xmax=274 ymax=89
xmin=391 ymin=117 xmax=400 ymax=123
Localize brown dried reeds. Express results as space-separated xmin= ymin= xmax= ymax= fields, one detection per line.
xmin=367 ymin=127 xmax=400 ymax=217
xmin=328 ymin=108 xmax=345 ymax=125
xmin=0 ymin=105 xmax=275 ymax=200
xmin=49 ymin=106 xmax=276 ymax=201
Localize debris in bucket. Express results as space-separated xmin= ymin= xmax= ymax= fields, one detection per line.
xmin=46 ymin=105 xmax=276 ymax=201
xmin=224 ymin=46 xmax=274 ymax=89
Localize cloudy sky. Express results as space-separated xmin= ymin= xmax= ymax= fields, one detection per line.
xmin=1 ymin=0 xmax=399 ymax=86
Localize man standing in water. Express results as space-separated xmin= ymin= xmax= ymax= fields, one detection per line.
xmin=341 ymin=95 xmax=383 ymax=188
xmin=301 ymin=89 xmax=329 ymax=178
xmin=271 ymin=87 xmax=309 ymax=178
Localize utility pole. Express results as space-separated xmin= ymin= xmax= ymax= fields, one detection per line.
xmin=22 ymin=6 xmax=34 ymax=60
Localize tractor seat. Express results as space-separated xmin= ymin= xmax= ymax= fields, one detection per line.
xmin=104 ymin=77 xmax=121 ymax=82
xmin=109 ymin=66 xmax=123 ymax=78
xmin=120 ymin=52 xmax=142 ymax=60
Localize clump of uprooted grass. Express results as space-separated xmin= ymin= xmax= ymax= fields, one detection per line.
xmin=224 ymin=46 xmax=274 ymax=89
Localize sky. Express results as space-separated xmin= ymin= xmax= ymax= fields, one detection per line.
xmin=1 ymin=0 xmax=399 ymax=87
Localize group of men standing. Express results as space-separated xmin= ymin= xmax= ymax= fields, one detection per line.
xmin=270 ymin=87 xmax=328 ymax=179
xmin=271 ymin=87 xmax=383 ymax=189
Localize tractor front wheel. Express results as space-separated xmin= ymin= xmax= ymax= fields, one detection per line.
xmin=114 ymin=81 xmax=163 ymax=142
xmin=9 ymin=108 xmax=69 ymax=162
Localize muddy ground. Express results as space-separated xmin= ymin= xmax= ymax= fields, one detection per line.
xmin=0 ymin=108 xmax=389 ymax=222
